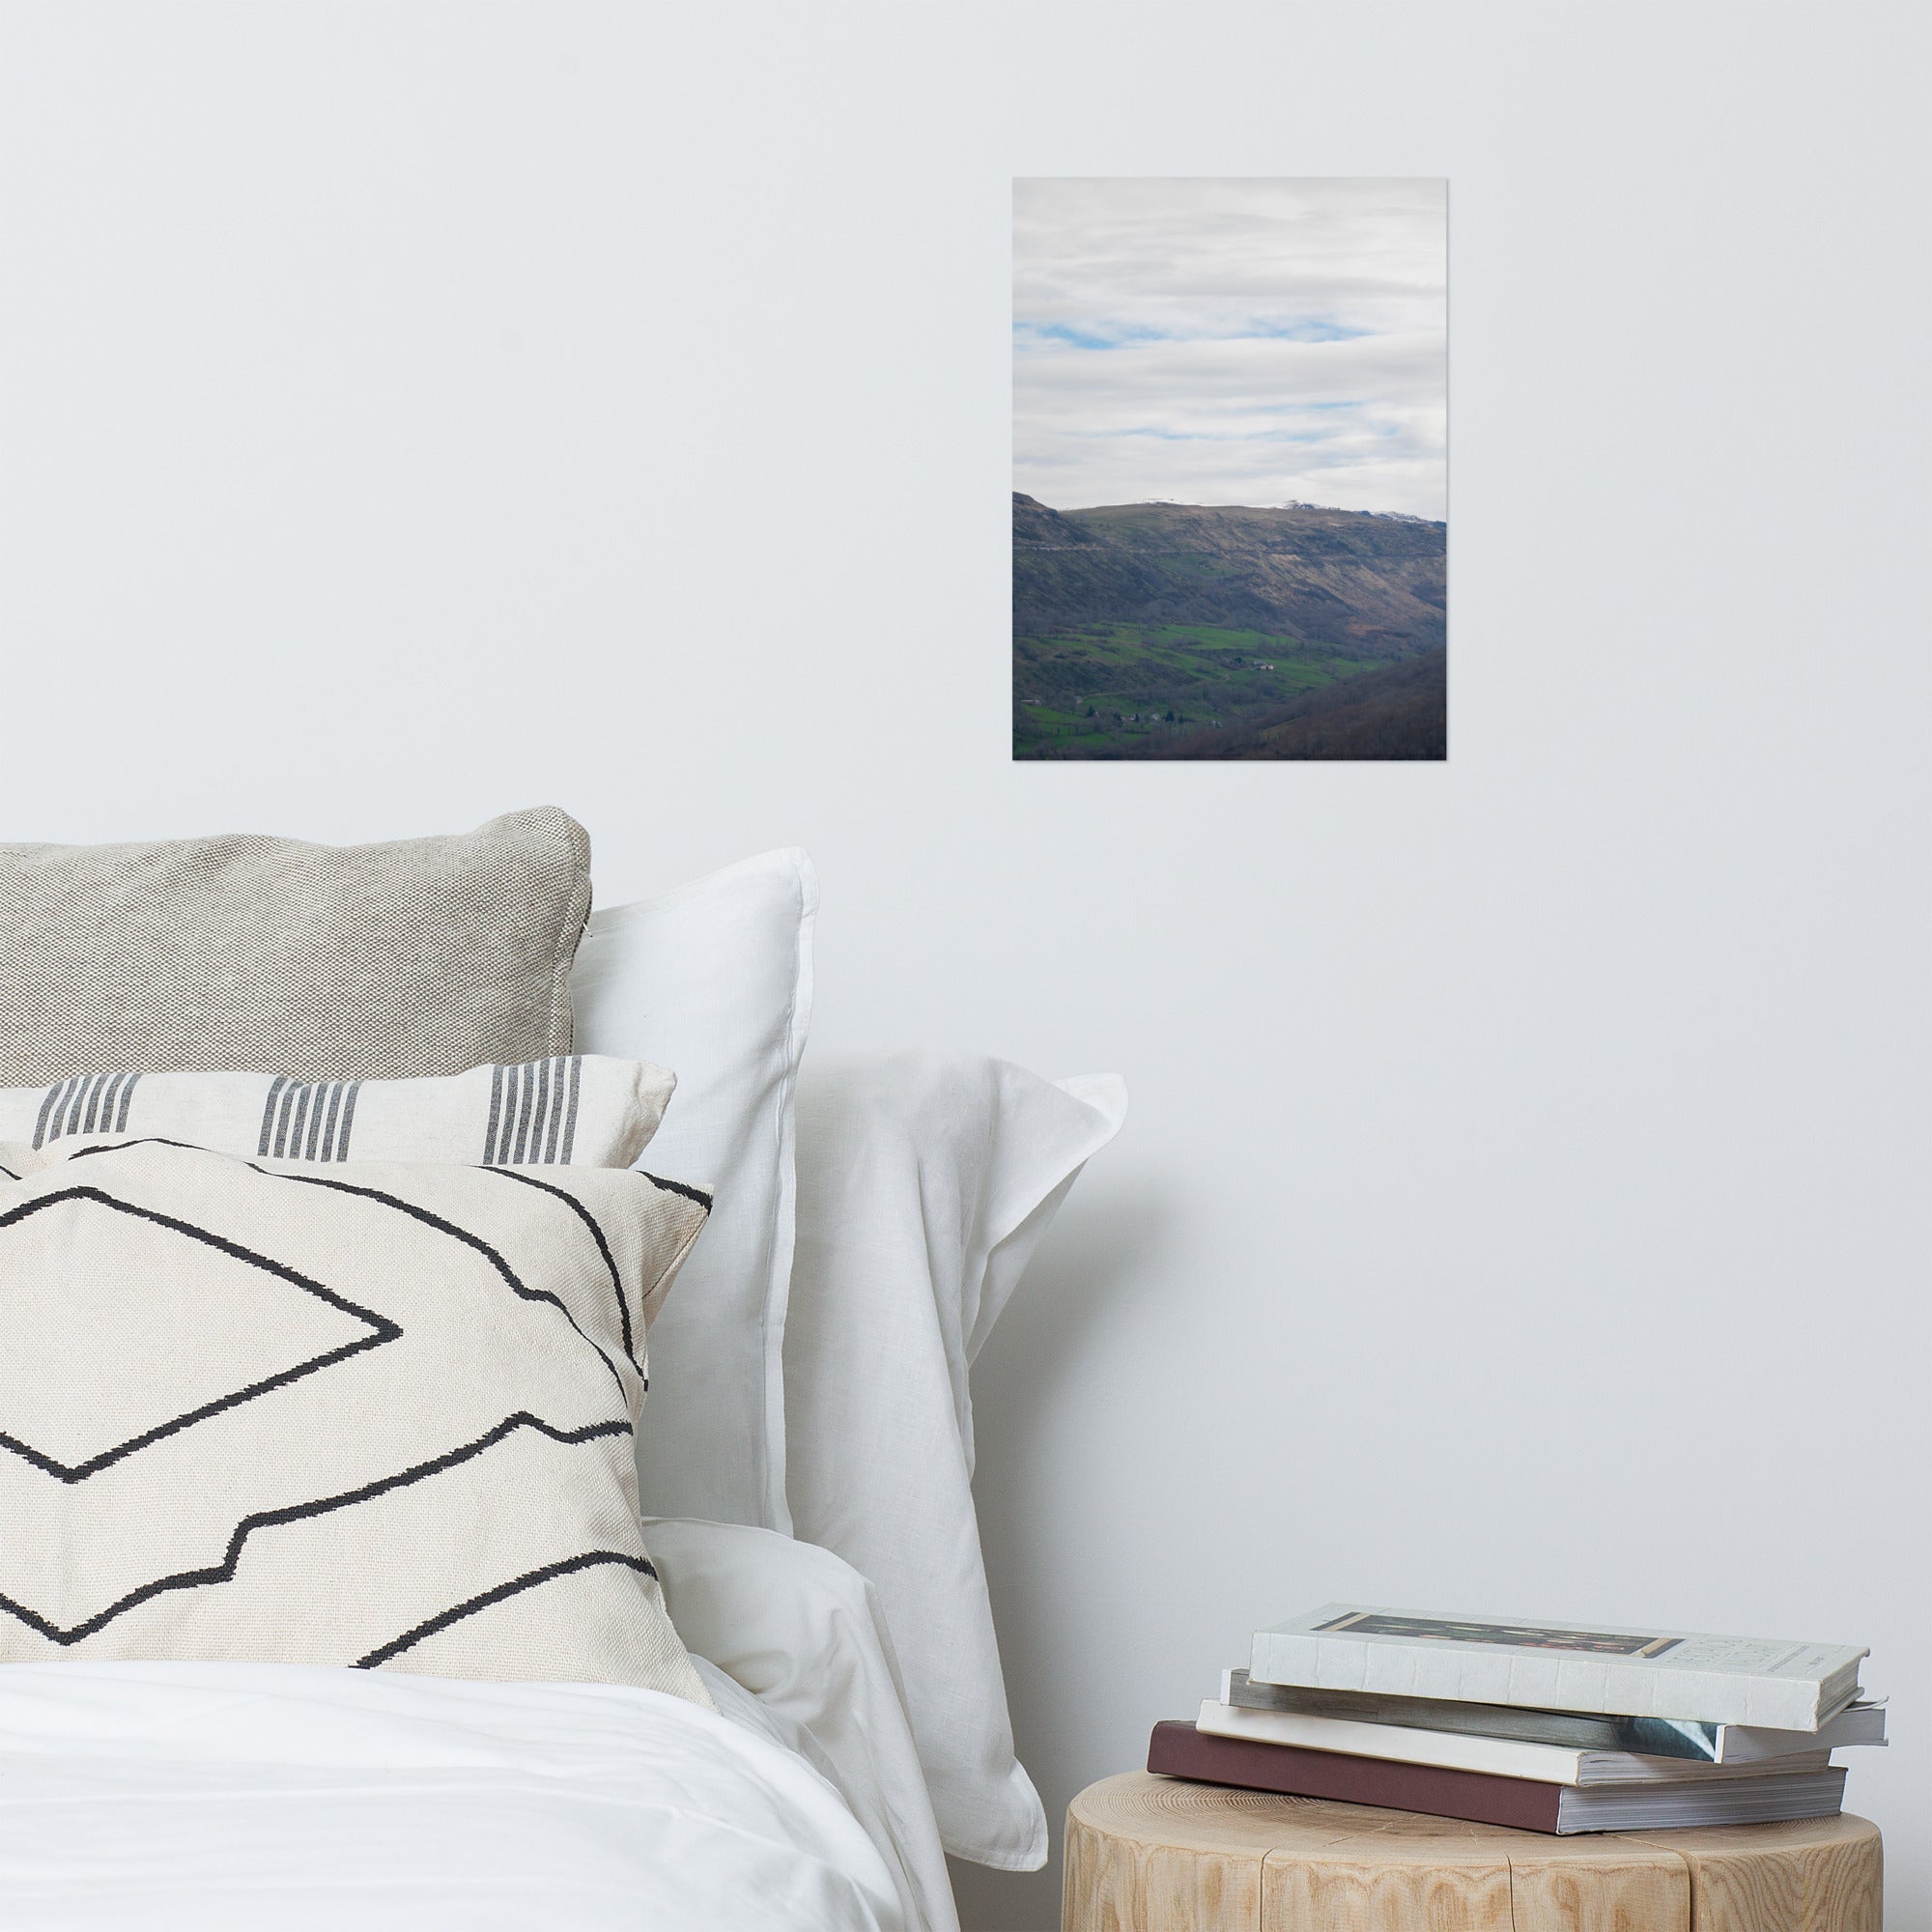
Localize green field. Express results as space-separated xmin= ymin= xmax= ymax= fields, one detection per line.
xmin=1012 ymin=624 xmax=1383 ymax=760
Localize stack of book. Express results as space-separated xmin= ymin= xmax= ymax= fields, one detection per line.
xmin=1150 ymin=1605 xmax=1883 ymax=1834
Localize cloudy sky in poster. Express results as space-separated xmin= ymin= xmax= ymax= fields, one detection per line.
xmin=1013 ymin=179 xmax=1446 ymax=519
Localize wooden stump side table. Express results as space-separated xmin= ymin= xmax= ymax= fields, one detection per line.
xmin=1063 ymin=1772 xmax=1882 ymax=1932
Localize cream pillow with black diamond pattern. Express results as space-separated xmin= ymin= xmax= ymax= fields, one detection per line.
xmin=0 ymin=1134 xmax=711 ymax=1702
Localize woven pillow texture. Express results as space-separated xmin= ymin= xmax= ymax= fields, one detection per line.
xmin=0 ymin=808 xmax=592 ymax=1084
xmin=0 ymin=1135 xmax=709 ymax=1700
xmin=0 ymin=1056 xmax=673 ymax=1168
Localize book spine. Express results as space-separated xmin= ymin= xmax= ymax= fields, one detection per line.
xmin=1249 ymin=1630 xmax=1826 ymax=1730
xmin=1146 ymin=1721 xmax=1566 ymax=1834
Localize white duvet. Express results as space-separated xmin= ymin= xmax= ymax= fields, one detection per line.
xmin=0 ymin=1659 xmax=905 ymax=1931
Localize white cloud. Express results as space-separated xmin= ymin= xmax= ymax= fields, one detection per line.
xmin=1013 ymin=179 xmax=1446 ymax=517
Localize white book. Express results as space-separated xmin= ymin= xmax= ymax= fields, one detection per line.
xmin=1195 ymin=1700 xmax=1834 ymax=1787
xmin=1250 ymin=1605 xmax=1867 ymax=1732
xmin=1215 ymin=1667 xmax=1888 ymax=1762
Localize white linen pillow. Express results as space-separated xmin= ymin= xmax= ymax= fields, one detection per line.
xmin=571 ymin=850 xmax=815 ymax=1531
xmin=0 ymin=1135 xmax=710 ymax=1700
xmin=782 ymin=1051 xmax=1126 ymax=1870
xmin=0 ymin=1057 xmax=672 ymax=1167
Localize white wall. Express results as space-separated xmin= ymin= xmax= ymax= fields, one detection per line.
xmin=4 ymin=4 xmax=1926 ymax=1925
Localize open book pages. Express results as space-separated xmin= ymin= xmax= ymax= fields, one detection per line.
xmin=1250 ymin=1605 xmax=1868 ymax=1731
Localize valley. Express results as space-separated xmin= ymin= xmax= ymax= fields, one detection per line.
xmin=1012 ymin=495 xmax=1446 ymax=761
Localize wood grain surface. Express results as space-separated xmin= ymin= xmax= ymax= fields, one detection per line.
xmin=1063 ymin=1772 xmax=1882 ymax=1932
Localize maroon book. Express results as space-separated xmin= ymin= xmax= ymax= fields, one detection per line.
xmin=1146 ymin=1719 xmax=1567 ymax=1833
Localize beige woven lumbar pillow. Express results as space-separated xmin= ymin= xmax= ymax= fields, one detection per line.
xmin=0 ymin=1056 xmax=674 ymax=1167
xmin=0 ymin=1135 xmax=711 ymax=1700
xmin=0 ymin=808 xmax=592 ymax=1085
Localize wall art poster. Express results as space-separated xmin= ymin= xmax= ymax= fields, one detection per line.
xmin=1013 ymin=178 xmax=1446 ymax=761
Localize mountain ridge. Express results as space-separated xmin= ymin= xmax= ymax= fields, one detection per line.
xmin=1012 ymin=493 xmax=1446 ymax=658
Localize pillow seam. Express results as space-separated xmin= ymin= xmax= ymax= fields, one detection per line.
xmin=547 ymin=814 xmax=594 ymax=1056
xmin=757 ymin=852 xmax=814 ymax=1534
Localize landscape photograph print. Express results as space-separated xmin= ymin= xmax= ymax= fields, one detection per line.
xmin=1012 ymin=177 xmax=1447 ymax=761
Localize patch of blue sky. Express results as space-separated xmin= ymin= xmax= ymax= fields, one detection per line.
xmin=1012 ymin=321 xmax=1167 ymax=351
xmin=1238 ymin=318 xmax=1369 ymax=343
xmin=1013 ymin=317 xmax=1371 ymax=350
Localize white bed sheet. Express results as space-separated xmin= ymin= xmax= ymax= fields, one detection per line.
xmin=0 ymin=1658 xmax=906 ymax=1932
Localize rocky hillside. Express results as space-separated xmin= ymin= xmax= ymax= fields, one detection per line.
xmin=1013 ymin=495 xmax=1446 ymax=659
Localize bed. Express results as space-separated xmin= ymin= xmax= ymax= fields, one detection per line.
xmin=0 ymin=1532 xmax=923 ymax=1932
xmin=0 ymin=813 xmax=1125 ymax=1931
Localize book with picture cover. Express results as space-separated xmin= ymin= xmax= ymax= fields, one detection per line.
xmin=1249 ymin=1605 xmax=1867 ymax=1731
xmin=1219 ymin=1668 xmax=1888 ymax=1763
xmin=1146 ymin=1720 xmax=1848 ymax=1836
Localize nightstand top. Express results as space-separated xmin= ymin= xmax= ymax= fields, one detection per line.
xmin=1064 ymin=1771 xmax=1880 ymax=1932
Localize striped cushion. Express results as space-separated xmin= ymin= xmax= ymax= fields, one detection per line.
xmin=0 ymin=1135 xmax=711 ymax=1697
xmin=0 ymin=1057 xmax=674 ymax=1168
